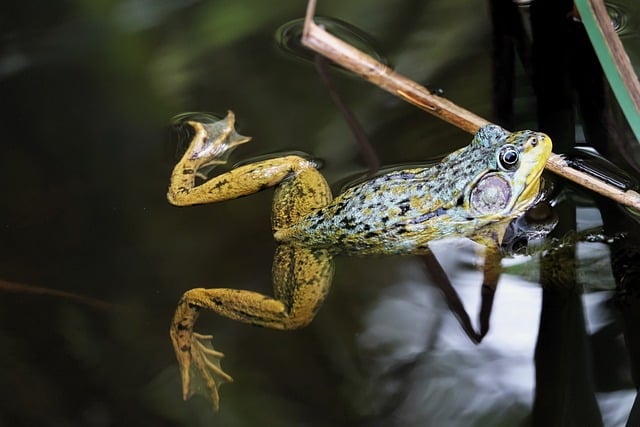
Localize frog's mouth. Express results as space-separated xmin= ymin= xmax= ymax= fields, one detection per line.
xmin=518 ymin=167 xmax=544 ymax=203
xmin=510 ymin=134 xmax=552 ymax=212
xmin=512 ymin=176 xmax=542 ymax=214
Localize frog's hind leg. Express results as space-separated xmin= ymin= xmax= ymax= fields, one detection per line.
xmin=169 ymin=122 xmax=335 ymax=409
xmin=167 ymin=111 xmax=329 ymax=208
xmin=171 ymin=243 xmax=334 ymax=408
xmin=270 ymin=165 xmax=335 ymax=329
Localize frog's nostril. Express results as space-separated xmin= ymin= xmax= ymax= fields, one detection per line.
xmin=529 ymin=136 xmax=538 ymax=147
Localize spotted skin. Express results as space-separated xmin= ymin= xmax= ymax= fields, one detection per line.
xmin=275 ymin=126 xmax=552 ymax=254
xmin=166 ymin=111 xmax=552 ymax=410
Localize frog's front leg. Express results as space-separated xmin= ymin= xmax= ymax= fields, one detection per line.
xmin=470 ymin=224 xmax=507 ymax=340
xmin=167 ymin=112 xmax=334 ymax=410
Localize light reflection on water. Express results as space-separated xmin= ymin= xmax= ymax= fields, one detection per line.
xmin=358 ymin=240 xmax=541 ymax=425
xmin=357 ymin=235 xmax=635 ymax=426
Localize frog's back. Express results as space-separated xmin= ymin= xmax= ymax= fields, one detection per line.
xmin=275 ymin=142 xmax=493 ymax=255
xmin=273 ymin=124 xmax=551 ymax=256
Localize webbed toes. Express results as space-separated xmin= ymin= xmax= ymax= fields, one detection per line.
xmin=185 ymin=111 xmax=251 ymax=174
xmin=174 ymin=330 xmax=233 ymax=411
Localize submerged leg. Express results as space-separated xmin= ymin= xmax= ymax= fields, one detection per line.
xmin=171 ymin=245 xmax=334 ymax=410
xmin=478 ymin=245 xmax=502 ymax=340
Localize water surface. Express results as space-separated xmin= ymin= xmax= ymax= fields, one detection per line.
xmin=0 ymin=1 xmax=637 ymax=426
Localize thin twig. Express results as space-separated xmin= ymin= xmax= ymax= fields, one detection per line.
xmin=301 ymin=0 xmax=640 ymax=211
xmin=314 ymin=55 xmax=380 ymax=175
xmin=0 ymin=279 xmax=119 ymax=311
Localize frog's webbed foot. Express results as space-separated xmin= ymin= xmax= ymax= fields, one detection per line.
xmin=183 ymin=332 xmax=233 ymax=410
xmin=168 ymin=111 xmax=253 ymax=206
xmin=170 ymin=304 xmax=233 ymax=411
xmin=182 ymin=111 xmax=251 ymax=176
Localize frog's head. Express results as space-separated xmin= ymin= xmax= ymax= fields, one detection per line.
xmin=464 ymin=125 xmax=552 ymax=219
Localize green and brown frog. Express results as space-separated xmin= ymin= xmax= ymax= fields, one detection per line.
xmin=167 ymin=111 xmax=552 ymax=409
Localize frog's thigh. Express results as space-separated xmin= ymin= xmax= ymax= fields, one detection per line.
xmin=272 ymin=245 xmax=333 ymax=328
xmin=271 ymin=165 xmax=332 ymax=230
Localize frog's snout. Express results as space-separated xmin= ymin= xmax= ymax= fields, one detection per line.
xmin=525 ymin=132 xmax=552 ymax=163
xmin=534 ymin=132 xmax=552 ymax=152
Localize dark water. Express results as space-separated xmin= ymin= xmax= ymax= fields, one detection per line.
xmin=1 ymin=1 xmax=638 ymax=426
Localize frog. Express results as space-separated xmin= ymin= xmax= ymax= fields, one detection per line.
xmin=166 ymin=110 xmax=552 ymax=410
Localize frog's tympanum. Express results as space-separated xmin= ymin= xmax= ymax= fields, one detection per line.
xmin=167 ymin=111 xmax=552 ymax=409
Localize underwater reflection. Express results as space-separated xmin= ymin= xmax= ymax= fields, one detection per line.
xmin=355 ymin=233 xmax=636 ymax=426
xmin=357 ymin=240 xmax=540 ymax=425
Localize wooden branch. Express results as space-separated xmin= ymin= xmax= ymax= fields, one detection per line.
xmin=302 ymin=0 xmax=489 ymax=134
xmin=301 ymin=0 xmax=640 ymax=210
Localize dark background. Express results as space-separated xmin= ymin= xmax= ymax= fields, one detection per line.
xmin=0 ymin=0 xmax=637 ymax=426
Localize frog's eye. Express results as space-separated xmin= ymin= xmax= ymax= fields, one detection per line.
xmin=497 ymin=144 xmax=519 ymax=170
